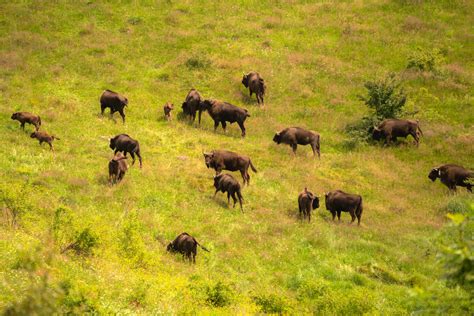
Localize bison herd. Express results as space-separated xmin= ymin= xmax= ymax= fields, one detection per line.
xmin=9 ymin=71 xmax=472 ymax=263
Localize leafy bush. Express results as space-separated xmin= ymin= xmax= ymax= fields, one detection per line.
xmin=185 ymin=56 xmax=211 ymax=69
xmin=253 ymin=294 xmax=291 ymax=314
xmin=205 ymin=281 xmax=233 ymax=307
xmin=118 ymin=211 xmax=147 ymax=267
xmin=61 ymin=228 xmax=98 ymax=256
xmin=407 ymin=47 xmax=445 ymax=72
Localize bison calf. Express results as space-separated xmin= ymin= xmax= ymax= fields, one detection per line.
xmin=201 ymin=99 xmax=250 ymax=137
xmin=108 ymin=153 xmax=128 ymax=184
xmin=166 ymin=232 xmax=209 ymax=263
xmin=429 ymin=164 xmax=473 ymax=193
xmin=100 ymin=89 xmax=128 ymax=123
xmin=242 ymin=72 xmax=266 ymax=105
xmin=109 ymin=134 xmax=142 ymax=168
xmin=273 ymin=127 xmax=320 ymax=158
xmin=203 ymin=150 xmax=257 ymax=185
xmin=213 ymin=173 xmax=244 ymax=212
xmin=11 ymin=112 xmax=41 ymax=131
xmin=298 ymin=188 xmax=320 ymax=222
xmin=325 ymin=190 xmax=363 ymax=225
xmin=30 ymin=131 xmax=59 ymax=151
xmin=372 ymin=119 xmax=423 ymax=146
xmin=163 ymin=102 xmax=174 ymax=121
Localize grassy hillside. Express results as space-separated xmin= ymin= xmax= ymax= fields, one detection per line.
xmin=0 ymin=0 xmax=473 ymax=314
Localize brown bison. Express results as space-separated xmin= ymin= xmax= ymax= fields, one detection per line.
xmin=242 ymin=72 xmax=266 ymax=105
xmin=273 ymin=127 xmax=320 ymax=158
xmin=298 ymin=188 xmax=320 ymax=222
xmin=325 ymin=190 xmax=363 ymax=225
xmin=30 ymin=131 xmax=60 ymax=151
xmin=203 ymin=150 xmax=257 ymax=185
xmin=201 ymin=99 xmax=250 ymax=137
xmin=11 ymin=112 xmax=41 ymax=131
xmin=109 ymin=134 xmax=142 ymax=168
xmin=166 ymin=232 xmax=209 ymax=263
xmin=100 ymin=89 xmax=128 ymax=123
xmin=213 ymin=173 xmax=244 ymax=212
xmin=163 ymin=102 xmax=174 ymax=121
xmin=428 ymin=164 xmax=473 ymax=193
xmin=108 ymin=153 xmax=128 ymax=184
xmin=372 ymin=119 xmax=423 ymax=146
xmin=182 ymin=88 xmax=204 ymax=124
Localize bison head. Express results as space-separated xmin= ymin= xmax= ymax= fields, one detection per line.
xmin=166 ymin=243 xmax=174 ymax=252
xmin=11 ymin=113 xmax=18 ymax=120
xmin=30 ymin=131 xmax=37 ymax=138
xmin=109 ymin=138 xmax=116 ymax=150
xmin=372 ymin=126 xmax=383 ymax=141
xmin=200 ymin=100 xmax=213 ymax=110
xmin=203 ymin=152 xmax=214 ymax=168
xmin=241 ymin=73 xmax=249 ymax=88
xmin=312 ymin=196 xmax=320 ymax=210
xmin=428 ymin=168 xmax=440 ymax=182
xmin=273 ymin=132 xmax=282 ymax=144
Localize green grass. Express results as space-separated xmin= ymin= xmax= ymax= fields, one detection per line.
xmin=0 ymin=0 xmax=473 ymax=314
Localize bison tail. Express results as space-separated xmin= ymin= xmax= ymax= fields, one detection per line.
xmin=53 ymin=136 xmax=61 ymax=140
xmin=197 ymin=242 xmax=210 ymax=252
xmin=417 ymin=125 xmax=423 ymax=136
xmin=249 ymin=160 xmax=257 ymax=173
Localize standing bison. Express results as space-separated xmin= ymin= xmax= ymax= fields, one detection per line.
xmin=11 ymin=112 xmax=41 ymax=131
xmin=30 ymin=131 xmax=59 ymax=151
xmin=163 ymin=102 xmax=174 ymax=121
xmin=213 ymin=173 xmax=244 ymax=212
xmin=166 ymin=232 xmax=209 ymax=263
xmin=325 ymin=190 xmax=363 ymax=225
xmin=109 ymin=134 xmax=142 ymax=168
xmin=273 ymin=127 xmax=320 ymax=158
xmin=372 ymin=119 xmax=423 ymax=146
xmin=298 ymin=188 xmax=320 ymax=222
xmin=108 ymin=153 xmax=128 ymax=184
xmin=242 ymin=72 xmax=266 ymax=105
xmin=203 ymin=150 xmax=257 ymax=185
xmin=100 ymin=90 xmax=128 ymax=123
xmin=428 ymin=164 xmax=473 ymax=193
xmin=182 ymin=88 xmax=204 ymax=124
xmin=201 ymin=99 xmax=250 ymax=137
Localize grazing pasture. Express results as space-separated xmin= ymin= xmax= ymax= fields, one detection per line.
xmin=0 ymin=1 xmax=473 ymax=314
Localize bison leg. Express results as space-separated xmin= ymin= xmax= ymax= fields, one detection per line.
xmin=118 ymin=109 xmax=126 ymax=124
xmin=48 ymin=142 xmax=54 ymax=151
xmin=231 ymin=192 xmax=237 ymax=208
xmin=20 ymin=122 xmax=25 ymax=130
xmin=213 ymin=120 xmax=219 ymax=132
xmin=221 ymin=121 xmax=227 ymax=132
xmin=198 ymin=110 xmax=203 ymax=125
xmin=193 ymin=251 xmax=196 ymax=264
xmin=249 ymin=90 xmax=253 ymax=97
xmin=227 ymin=192 xmax=231 ymax=207
xmin=307 ymin=207 xmax=311 ymax=222
xmin=237 ymin=121 xmax=246 ymax=137
xmin=331 ymin=211 xmax=336 ymax=221
xmin=466 ymin=185 xmax=472 ymax=193
xmin=349 ymin=210 xmax=356 ymax=224
xmin=135 ymin=151 xmax=143 ymax=168
xmin=240 ymin=170 xmax=247 ymax=185
xmin=337 ymin=211 xmax=342 ymax=222
xmin=100 ymin=103 xmax=106 ymax=116
xmin=291 ymin=144 xmax=297 ymax=155
xmin=130 ymin=152 xmax=136 ymax=165
xmin=298 ymin=204 xmax=303 ymax=219
xmin=410 ymin=132 xmax=419 ymax=147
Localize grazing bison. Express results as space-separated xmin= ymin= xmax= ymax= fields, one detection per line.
xmin=213 ymin=173 xmax=244 ymax=212
xmin=108 ymin=153 xmax=128 ymax=184
xmin=428 ymin=164 xmax=473 ymax=193
xmin=100 ymin=89 xmax=128 ymax=123
xmin=30 ymin=131 xmax=59 ymax=151
xmin=182 ymin=88 xmax=204 ymax=124
xmin=166 ymin=232 xmax=209 ymax=263
xmin=273 ymin=127 xmax=320 ymax=158
xmin=242 ymin=72 xmax=266 ymax=105
xmin=201 ymin=99 xmax=250 ymax=137
xmin=11 ymin=112 xmax=41 ymax=131
xmin=298 ymin=188 xmax=320 ymax=222
xmin=372 ymin=119 xmax=423 ymax=146
xmin=325 ymin=190 xmax=363 ymax=225
xmin=203 ymin=150 xmax=257 ymax=185
xmin=109 ymin=134 xmax=142 ymax=168
xmin=163 ymin=102 xmax=174 ymax=121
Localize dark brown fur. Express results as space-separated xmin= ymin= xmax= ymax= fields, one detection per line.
xmin=213 ymin=173 xmax=244 ymax=212
xmin=372 ymin=119 xmax=423 ymax=146
xmin=100 ymin=89 xmax=128 ymax=123
xmin=163 ymin=102 xmax=174 ymax=121
xmin=298 ymin=188 xmax=320 ymax=222
xmin=30 ymin=131 xmax=59 ymax=151
xmin=242 ymin=72 xmax=266 ymax=105
xmin=166 ymin=232 xmax=209 ymax=263
xmin=203 ymin=150 xmax=257 ymax=185
xmin=273 ymin=127 xmax=320 ymax=158
xmin=325 ymin=190 xmax=363 ymax=225
xmin=201 ymin=99 xmax=250 ymax=137
xmin=108 ymin=153 xmax=128 ymax=184
xmin=182 ymin=88 xmax=204 ymax=124
xmin=11 ymin=112 xmax=41 ymax=131
xmin=109 ymin=134 xmax=142 ymax=168
xmin=428 ymin=164 xmax=473 ymax=193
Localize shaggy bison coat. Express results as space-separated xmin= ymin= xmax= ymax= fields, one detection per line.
xmin=201 ymin=99 xmax=250 ymax=137
xmin=298 ymin=188 xmax=320 ymax=222
xmin=109 ymin=134 xmax=142 ymax=168
xmin=372 ymin=119 xmax=423 ymax=146
xmin=108 ymin=153 xmax=128 ymax=184
xmin=11 ymin=112 xmax=41 ymax=131
xmin=428 ymin=164 xmax=473 ymax=193
xmin=100 ymin=90 xmax=128 ymax=123
xmin=242 ymin=72 xmax=266 ymax=105
xmin=203 ymin=150 xmax=257 ymax=185
xmin=30 ymin=131 xmax=59 ymax=151
xmin=213 ymin=173 xmax=244 ymax=212
xmin=325 ymin=190 xmax=363 ymax=225
xmin=182 ymin=88 xmax=204 ymax=124
xmin=166 ymin=232 xmax=209 ymax=263
xmin=273 ymin=127 xmax=320 ymax=158
xmin=163 ymin=102 xmax=174 ymax=121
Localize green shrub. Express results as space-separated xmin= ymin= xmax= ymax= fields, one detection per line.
xmin=444 ymin=197 xmax=472 ymax=214
xmin=118 ymin=211 xmax=147 ymax=267
xmin=253 ymin=294 xmax=291 ymax=314
xmin=205 ymin=281 xmax=233 ymax=307
xmin=407 ymin=47 xmax=445 ymax=72
xmin=185 ymin=56 xmax=211 ymax=69
xmin=61 ymin=228 xmax=97 ymax=256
